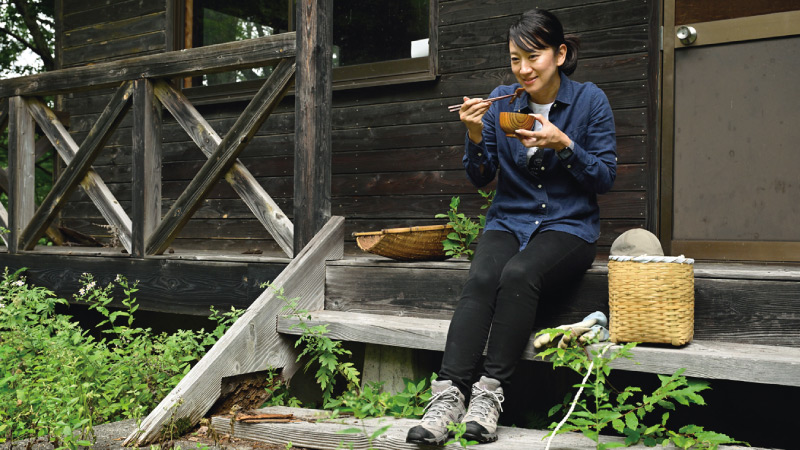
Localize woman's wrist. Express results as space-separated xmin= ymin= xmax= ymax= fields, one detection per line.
xmin=468 ymin=127 xmax=484 ymax=144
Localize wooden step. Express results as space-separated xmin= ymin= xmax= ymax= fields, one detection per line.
xmin=277 ymin=310 xmax=800 ymax=388
xmin=209 ymin=406 xmax=757 ymax=450
xmin=325 ymin=258 xmax=800 ymax=347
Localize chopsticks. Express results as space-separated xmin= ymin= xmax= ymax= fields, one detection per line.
xmin=447 ymin=93 xmax=515 ymax=112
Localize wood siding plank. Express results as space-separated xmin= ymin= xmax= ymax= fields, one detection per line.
xmin=153 ymin=80 xmax=294 ymax=257
xmin=25 ymin=96 xmax=134 ymax=252
xmin=19 ymin=82 xmax=134 ymax=250
xmin=63 ymin=12 xmax=165 ymax=49
xmin=146 ymin=59 xmax=296 ymax=255
xmin=124 ymin=216 xmax=344 ymax=446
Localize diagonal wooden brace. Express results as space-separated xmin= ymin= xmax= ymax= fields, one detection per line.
xmin=145 ymin=58 xmax=296 ymax=255
xmin=25 ymin=97 xmax=134 ymax=253
xmin=153 ymin=80 xmax=294 ymax=257
xmin=18 ymin=81 xmax=134 ymax=251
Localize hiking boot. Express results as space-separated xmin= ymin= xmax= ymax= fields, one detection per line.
xmin=406 ymin=379 xmax=466 ymax=445
xmin=462 ymin=376 xmax=504 ymax=443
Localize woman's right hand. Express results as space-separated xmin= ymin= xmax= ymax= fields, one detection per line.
xmin=459 ymin=96 xmax=491 ymax=144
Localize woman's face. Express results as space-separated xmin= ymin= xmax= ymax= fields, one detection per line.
xmin=509 ymin=40 xmax=566 ymax=104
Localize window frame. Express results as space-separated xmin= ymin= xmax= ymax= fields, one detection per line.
xmin=168 ymin=0 xmax=438 ymax=102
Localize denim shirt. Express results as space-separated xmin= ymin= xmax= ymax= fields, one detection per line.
xmin=464 ymin=71 xmax=617 ymax=249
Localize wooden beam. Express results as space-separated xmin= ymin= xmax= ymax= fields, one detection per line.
xmin=7 ymin=96 xmax=36 ymax=253
xmin=153 ymin=80 xmax=294 ymax=257
xmin=124 ymin=216 xmax=344 ymax=446
xmin=131 ymin=79 xmax=162 ymax=257
xmin=0 ymin=202 xmax=9 ymax=246
xmin=0 ymin=33 xmax=296 ymax=97
xmin=294 ymin=0 xmax=333 ymax=251
xmin=25 ymin=96 xmax=134 ymax=252
xmin=145 ymin=59 xmax=296 ymax=255
xmin=19 ymin=82 xmax=134 ymax=251
xmin=0 ymin=97 xmax=8 ymax=131
xmin=277 ymin=310 xmax=800 ymax=388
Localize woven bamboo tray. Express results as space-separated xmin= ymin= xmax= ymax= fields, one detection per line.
xmin=353 ymin=224 xmax=453 ymax=261
xmin=607 ymin=256 xmax=695 ymax=346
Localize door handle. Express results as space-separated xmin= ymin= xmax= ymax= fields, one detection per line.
xmin=676 ymin=26 xmax=697 ymax=45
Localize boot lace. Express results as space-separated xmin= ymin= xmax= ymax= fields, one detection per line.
xmin=468 ymin=385 xmax=504 ymax=420
xmin=422 ymin=386 xmax=462 ymax=422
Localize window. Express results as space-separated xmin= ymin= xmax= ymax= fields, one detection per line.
xmin=178 ymin=0 xmax=435 ymax=90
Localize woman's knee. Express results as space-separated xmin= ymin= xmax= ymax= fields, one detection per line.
xmin=498 ymin=262 xmax=543 ymax=295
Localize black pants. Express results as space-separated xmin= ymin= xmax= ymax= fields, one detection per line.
xmin=439 ymin=229 xmax=596 ymax=397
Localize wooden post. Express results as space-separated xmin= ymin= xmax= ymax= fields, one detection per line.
xmin=7 ymin=96 xmax=35 ymax=253
xmin=132 ymin=79 xmax=162 ymax=257
xmin=362 ymin=344 xmax=423 ymax=395
xmin=294 ymin=0 xmax=333 ymax=251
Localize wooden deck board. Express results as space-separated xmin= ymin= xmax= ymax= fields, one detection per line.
xmin=277 ymin=310 xmax=800 ymax=388
xmin=209 ymin=406 xmax=757 ymax=450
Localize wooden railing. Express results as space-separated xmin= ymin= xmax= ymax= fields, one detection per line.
xmin=0 ymin=33 xmax=297 ymax=257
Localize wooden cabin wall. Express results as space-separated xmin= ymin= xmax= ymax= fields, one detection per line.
xmin=56 ymin=0 xmax=658 ymax=256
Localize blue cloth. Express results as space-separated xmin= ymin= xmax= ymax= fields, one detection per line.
xmin=463 ymin=71 xmax=617 ymax=249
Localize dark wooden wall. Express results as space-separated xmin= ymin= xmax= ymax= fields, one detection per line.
xmin=55 ymin=0 xmax=658 ymax=256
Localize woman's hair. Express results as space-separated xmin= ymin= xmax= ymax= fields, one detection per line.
xmin=508 ymin=9 xmax=580 ymax=76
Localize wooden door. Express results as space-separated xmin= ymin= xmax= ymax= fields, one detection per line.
xmin=660 ymin=0 xmax=800 ymax=261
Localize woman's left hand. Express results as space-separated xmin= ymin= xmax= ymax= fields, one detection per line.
xmin=515 ymin=114 xmax=572 ymax=150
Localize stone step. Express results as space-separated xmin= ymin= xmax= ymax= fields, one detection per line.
xmin=277 ymin=310 xmax=800 ymax=388
xmin=210 ymin=406 xmax=758 ymax=450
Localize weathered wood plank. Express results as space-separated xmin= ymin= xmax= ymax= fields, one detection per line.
xmin=7 ymin=96 xmax=36 ymax=253
xmin=124 ymin=216 xmax=344 ymax=445
xmin=440 ymin=24 xmax=649 ymax=74
xmin=0 ymin=202 xmax=9 ymax=246
xmin=438 ymin=0 xmax=650 ymax=51
xmin=63 ymin=12 xmax=165 ymax=49
xmin=294 ymin=0 xmax=333 ymax=251
xmin=209 ymin=406 xmax=614 ymax=450
xmin=0 ymin=33 xmax=296 ymax=97
xmin=277 ymin=310 xmax=800 ymax=387
xmin=439 ymin=0 xmax=606 ymax=26
xmin=145 ymin=59 xmax=296 ymax=255
xmin=153 ymin=80 xmax=294 ymax=257
xmin=0 ymin=251 xmax=287 ymax=315
xmin=63 ymin=31 xmax=165 ymax=66
xmin=19 ymin=82 xmax=134 ymax=250
xmin=0 ymin=97 xmax=8 ymax=130
xmin=25 ymin=96 xmax=133 ymax=252
xmin=62 ymin=0 xmax=165 ymax=31
xmin=131 ymin=79 xmax=162 ymax=257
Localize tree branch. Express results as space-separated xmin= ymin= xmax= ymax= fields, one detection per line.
xmin=10 ymin=0 xmax=55 ymax=71
xmin=0 ymin=26 xmax=40 ymax=54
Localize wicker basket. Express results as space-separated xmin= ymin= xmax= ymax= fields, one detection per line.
xmin=353 ymin=224 xmax=453 ymax=261
xmin=607 ymin=256 xmax=695 ymax=346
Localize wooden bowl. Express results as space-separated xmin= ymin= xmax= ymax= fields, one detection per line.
xmin=499 ymin=112 xmax=536 ymax=137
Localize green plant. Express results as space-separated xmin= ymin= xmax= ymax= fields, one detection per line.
xmin=537 ymin=331 xmax=743 ymax=449
xmin=0 ymin=268 xmax=242 ymax=448
xmin=445 ymin=421 xmax=478 ymax=448
xmin=337 ymin=420 xmax=392 ymax=450
xmin=436 ymin=189 xmax=494 ymax=260
xmin=272 ymin=284 xmax=361 ymax=406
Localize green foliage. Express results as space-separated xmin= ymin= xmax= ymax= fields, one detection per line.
xmin=269 ymin=283 xmax=433 ymax=419
xmin=445 ymin=421 xmax=478 ymax=448
xmin=435 ymin=189 xmax=494 ymax=259
xmin=0 ymin=268 xmax=242 ymax=448
xmin=0 ymin=0 xmax=55 ymax=76
xmin=539 ymin=340 xmax=744 ymax=449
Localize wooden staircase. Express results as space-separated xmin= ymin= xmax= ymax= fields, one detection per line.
xmin=127 ymin=219 xmax=799 ymax=448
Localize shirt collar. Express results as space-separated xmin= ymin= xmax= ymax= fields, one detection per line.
xmin=511 ymin=71 xmax=574 ymax=113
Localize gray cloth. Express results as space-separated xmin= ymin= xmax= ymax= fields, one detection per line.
xmin=610 ymin=228 xmax=663 ymax=257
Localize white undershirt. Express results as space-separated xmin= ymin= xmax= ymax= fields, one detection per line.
xmin=526 ymin=100 xmax=554 ymax=162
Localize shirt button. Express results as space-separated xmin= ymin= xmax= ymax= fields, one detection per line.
xmin=540 ymin=166 xmax=545 ymax=171
xmin=535 ymin=221 xmax=540 ymax=225
xmin=537 ymin=184 xmax=542 ymax=189
xmin=477 ymin=153 xmax=482 ymax=157
xmin=542 ymin=204 xmax=546 ymax=208
xmin=567 ymin=164 xmax=572 ymax=169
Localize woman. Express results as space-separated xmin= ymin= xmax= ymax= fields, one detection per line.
xmin=406 ymin=9 xmax=617 ymax=445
